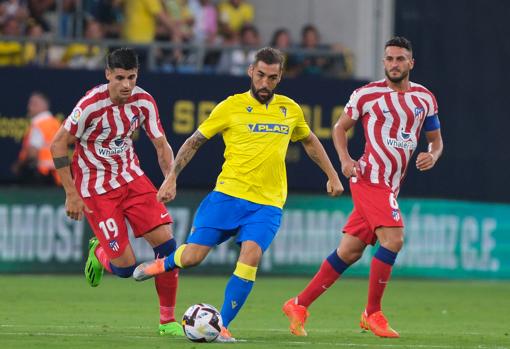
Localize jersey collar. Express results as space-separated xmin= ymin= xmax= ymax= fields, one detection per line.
xmin=246 ymin=90 xmax=276 ymax=108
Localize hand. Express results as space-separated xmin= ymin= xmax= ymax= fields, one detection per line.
xmin=341 ymin=158 xmax=359 ymax=179
xmin=327 ymin=175 xmax=344 ymax=197
xmin=416 ymin=152 xmax=436 ymax=171
xmin=65 ymin=192 xmax=92 ymax=221
xmin=157 ymin=174 xmax=177 ymax=203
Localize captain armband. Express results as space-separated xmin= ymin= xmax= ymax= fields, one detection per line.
xmin=423 ymin=114 xmax=440 ymax=132
xmin=53 ymin=156 xmax=70 ymax=169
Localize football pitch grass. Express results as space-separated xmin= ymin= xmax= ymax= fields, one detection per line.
xmin=1 ymin=275 xmax=509 ymax=349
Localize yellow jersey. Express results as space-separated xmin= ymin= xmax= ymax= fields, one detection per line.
xmin=122 ymin=0 xmax=162 ymax=43
xmin=198 ymin=91 xmax=311 ymax=208
xmin=218 ymin=1 xmax=254 ymax=34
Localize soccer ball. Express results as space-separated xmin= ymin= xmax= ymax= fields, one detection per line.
xmin=182 ymin=303 xmax=223 ymax=342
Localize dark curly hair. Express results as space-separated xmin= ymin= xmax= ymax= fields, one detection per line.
xmin=385 ymin=36 xmax=412 ymax=53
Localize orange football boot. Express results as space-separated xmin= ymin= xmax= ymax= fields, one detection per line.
xmin=215 ymin=326 xmax=236 ymax=343
xmin=361 ymin=310 xmax=400 ymax=338
xmin=282 ymin=298 xmax=310 ymax=336
xmin=132 ymin=258 xmax=166 ymax=281
xmin=359 ymin=310 xmax=369 ymax=331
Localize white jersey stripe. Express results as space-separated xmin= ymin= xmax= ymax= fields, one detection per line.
xmin=138 ymin=99 xmax=163 ymax=139
xmin=129 ymin=149 xmax=144 ymax=176
xmin=368 ymin=154 xmax=379 ymax=184
xmin=117 ymin=105 xmax=135 ymax=183
xmin=377 ymin=98 xmax=401 ymax=189
xmin=77 ymin=156 xmax=90 ymax=197
xmin=106 ymin=108 xmax=123 ymax=188
xmin=387 ymin=94 xmax=406 ymax=191
xmin=366 ymin=108 xmax=392 ymax=187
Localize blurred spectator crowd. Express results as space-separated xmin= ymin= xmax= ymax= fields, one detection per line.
xmin=0 ymin=0 xmax=353 ymax=78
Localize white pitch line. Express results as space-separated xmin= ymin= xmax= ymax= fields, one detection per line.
xmin=0 ymin=324 xmax=493 ymax=337
xmin=0 ymin=331 xmax=507 ymax=349
xmin=0 ymin=331 xmax=178 ymax=341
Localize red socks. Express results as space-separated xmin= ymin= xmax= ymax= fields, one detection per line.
xmin=155 ymin=269 xmax=179 ymax=324
xmin=297 ymin=260 xmax=341 ymax=307
xmin=366 ymin=247 xmax=397 ymax=315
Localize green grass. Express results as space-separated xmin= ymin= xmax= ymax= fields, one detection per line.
xmin=1 ymin=275 xmax=509 ymax=349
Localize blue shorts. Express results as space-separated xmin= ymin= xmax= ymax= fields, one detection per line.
xmin=186 ymin=191 xmax=282 ymax=252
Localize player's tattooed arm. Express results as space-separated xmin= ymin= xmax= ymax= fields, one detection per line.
xmin=172 ymin=130 xmax=208 ymax=176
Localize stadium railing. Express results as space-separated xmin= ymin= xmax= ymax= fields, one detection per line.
xmin=0 ymin=35 xmax=353 ymax=77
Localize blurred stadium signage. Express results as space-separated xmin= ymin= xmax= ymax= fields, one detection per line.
xmin=1 ymin=188 xmax=509 ymax=279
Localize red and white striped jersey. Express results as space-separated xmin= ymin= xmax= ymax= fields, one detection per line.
xmin=345 ymin=79 xmax=439 ymax=195
xmin=63 ymin=84 xmax=165 ymax=197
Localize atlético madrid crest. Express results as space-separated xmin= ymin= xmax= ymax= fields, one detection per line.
xmin=129 ymin=115 xmax=140 ymax=132
xmin=109 ymin=239 xmax=120 ymax=252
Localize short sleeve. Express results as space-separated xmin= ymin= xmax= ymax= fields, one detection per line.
xmin=290 ymin=106 xmax=311 ymax=142
xmin=427 ymin=93 xmax=439 ymax=116
xmin=63 ymin=104 xmax=90 ymax=139
xmin=344 ymin=89 xmax=362 ymax=120
xmin=140 ymin=94 xmax=164 ymax=139
xmin=197 ymin=100 xmax=230 ymax=139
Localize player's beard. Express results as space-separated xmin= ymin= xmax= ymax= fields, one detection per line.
xmin=251 ymin=84 xmax=274 ymax=104
xmin=385 ymin=68 xmax=409 ymax=83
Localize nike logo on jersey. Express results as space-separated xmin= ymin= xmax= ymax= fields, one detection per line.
xmin=160 ymin=212 xmax=169 ymax=218
xmin=382 ymin=109 xmax=391 ymax=113
xmin=378 ymin=279 xmax=389 ymax=284
xmin=321 ymin=285 xmax=329 ymax=290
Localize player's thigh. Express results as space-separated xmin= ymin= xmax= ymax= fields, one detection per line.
xmin=343 ymin=207 xmax=376 ymax=246
xmin=143 ymin=224 xmax=173 ymax=248
xmin=351 ymin=180 xmax=404 ymax=231
xmin=83 ymin=194 xmax=131 ymax=260
xmin=123 ymin=175 xmax=173 ymax=238
xmin=338 ymin=233 xmax=367 ymax=264
xmin=186 ymin=192 xmax=241 ymax=247
xmin=192 ymin=191 xmax=244 ymax=230
xmin=236 ymin=204 xmax=282 ymax=254
xmin=180 ymin=243 xmax=213 ymax=266
xmin=187 ymin=226 xmax=236 ymax=247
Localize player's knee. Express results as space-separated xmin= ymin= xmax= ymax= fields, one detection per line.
xmin=338 ymin=247 xmax=364 ymax=264
xmin=110 ymin=263 xmax=136 ymax=278
xmin=381 ymin=236 xmax=404 ymax=252
xmin=239 ymin=241 xmax=263 ymax=266
xmin=345 ymin=250 xmax=363 ymax=264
